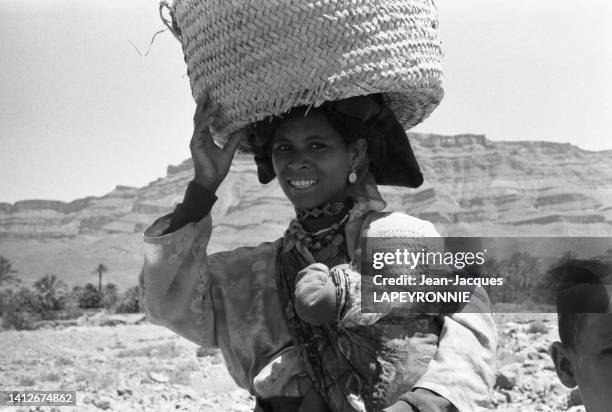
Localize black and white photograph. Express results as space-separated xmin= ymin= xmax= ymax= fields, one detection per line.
xmin=1 ymin=0 xmax=611 ymax=411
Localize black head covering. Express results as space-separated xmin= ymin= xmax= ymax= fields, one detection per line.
xmin=248 ymin=94 xmax=423 ymax=188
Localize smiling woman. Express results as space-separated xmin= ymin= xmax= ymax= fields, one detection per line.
xmin=139 ymin=0 xmax=497 ymax=411
xmin=269 ymin=110 xmax=363 ymax=210
xmin=139 ymin=91 xmax=498 ymax=412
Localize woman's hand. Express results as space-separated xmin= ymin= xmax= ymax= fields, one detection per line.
xmin=190 ymin=94 xmax=247 ymax=192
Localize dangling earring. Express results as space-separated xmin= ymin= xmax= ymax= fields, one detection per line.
xmin=348 ymin=169 xmax=357 ymax=184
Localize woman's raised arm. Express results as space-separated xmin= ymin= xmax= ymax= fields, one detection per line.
xmin=138 ymin=96 xmax=246 ymax=346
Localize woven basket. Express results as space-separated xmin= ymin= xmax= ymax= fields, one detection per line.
xmin=161 ymin=0 xmax=444 ymax=152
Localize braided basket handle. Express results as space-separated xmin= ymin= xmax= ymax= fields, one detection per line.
xmin=159 ymin=0 xmax=182 ymax=42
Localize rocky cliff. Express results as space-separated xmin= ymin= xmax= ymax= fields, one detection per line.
xmin=1 ymin=133 xmax=611 ymax=287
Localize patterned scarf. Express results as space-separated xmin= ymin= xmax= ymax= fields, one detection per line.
xmin=276 ymin=243 xmax=385 ymax=412
xmin=275 ymin=173 xmax=389 ymax=412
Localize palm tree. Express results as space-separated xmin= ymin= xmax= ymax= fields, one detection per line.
xmin=33 ymin=274 xmax=67 ymax=311
xmin=0 ymin=255 xmax=19 ymax=286
xmin=94 ymin=263 xmax=108 ymax=292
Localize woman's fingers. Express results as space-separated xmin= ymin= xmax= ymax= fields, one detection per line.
xmin=191 ymin=99 xmax=245 ymax=165
xmin=193 ymin=91 xmax=218 ymax=125
xmin=194 ymin=103 xmax=219 ymax=131
xmin=223 ymin=128 xmax=247 ymax=157
xmin=191 ymin=100 xmax=221 ymax=151
xmin=193 ymin=93 xmax=209 ymax=122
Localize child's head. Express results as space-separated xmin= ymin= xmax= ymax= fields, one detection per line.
xmin=549 ymin=258 xmax=612 ymax=412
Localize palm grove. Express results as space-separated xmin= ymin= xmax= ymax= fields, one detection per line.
xmin=0 ymin=255 xmax=141 ymax=330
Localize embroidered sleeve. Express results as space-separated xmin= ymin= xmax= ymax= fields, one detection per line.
xmin=139 ymin=212 xmax=217 ymax=347
xmin=413 ymin=289 xmax=497 ymax=412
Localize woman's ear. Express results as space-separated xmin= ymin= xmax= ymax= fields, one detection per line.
xmin=349 ymin=138 xmax=367 ymax=169
xmin=550 ymin=341 xmax=578 ymax=388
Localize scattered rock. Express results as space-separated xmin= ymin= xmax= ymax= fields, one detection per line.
xmin=93 ymin=398 xmax=111 ymax=410
xmin=495 ymin=368 xmax=517 ymax=390
xmin=196 ymin=347 xmax=220 ymax=358
xmin=149 ymin=371 xmax=170 ymax=383
xmin=133 ymin=315 xmax=148 ymax=325
xmin=83 ymin=395 xmax=93 ymax=404
xmin=99 ymin=317 xmax=127 ymax=327
xmin=32 ymin=319 xmax=79 ymax=330
xmin=527 ymin=350 xmax=549 ymax=360
xmin=536 ymin=343 xmax=550 ymax=353
xmin=531 ymin=381 xmax=546 ymax=395
xmin=492 ymin=391 xmax=507 ymax=405
xmin=527 ymin=321 xmax=548 ymax=334
xmin=180 ymin=388 xmax=199 ymax=400
xmin=117 ymin=387 xmax=133 ymax=397
xmin=75 ymin=312 xmax=146 ymax=327
xmin=211 ymin=352 xmax=225 ymax=365
xmin=503 ymin=390 xmax=513 ymax=403
xmin=548 ymin=381 xmax=566 ymax=398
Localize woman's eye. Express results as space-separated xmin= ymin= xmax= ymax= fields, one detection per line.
xmin=310 ymin=143 xmax=326 ymax=150
xmin=273 ymin=144 xmax=291 ymax=152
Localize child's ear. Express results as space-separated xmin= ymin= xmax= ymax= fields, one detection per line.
xmin=550 ymin=341 xmax=578 ymax=388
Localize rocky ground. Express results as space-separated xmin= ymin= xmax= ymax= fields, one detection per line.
xmin=491 ymin=313 xmax=584 ymax=412
xmin=0 ymin=312 xmax=586 ymax=411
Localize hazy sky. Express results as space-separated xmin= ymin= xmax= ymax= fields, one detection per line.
xmin=1 ymin=0 xmax=611 ymax=203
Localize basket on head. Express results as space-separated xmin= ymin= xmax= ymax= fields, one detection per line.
xmin=161 ymin=0 xmax=444 ymax=153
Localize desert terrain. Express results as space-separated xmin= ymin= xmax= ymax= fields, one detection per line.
xmin=2 ymin=134 xmax=609 ymax=411
xmin=0 ymin=311 xmax=587 ymax=412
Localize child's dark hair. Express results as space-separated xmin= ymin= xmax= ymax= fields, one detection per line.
xmin=551 ymin=257 xmax=611 ymax=348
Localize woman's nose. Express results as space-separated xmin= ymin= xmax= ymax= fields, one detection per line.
xmin=288 ymin=161 xmax=309 ymax=171
xmin=287 ymin=152 xmax=311 ymax=170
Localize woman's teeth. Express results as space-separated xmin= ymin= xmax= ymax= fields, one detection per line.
xmin=288 ymin=179 xmax=317 ymax=189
